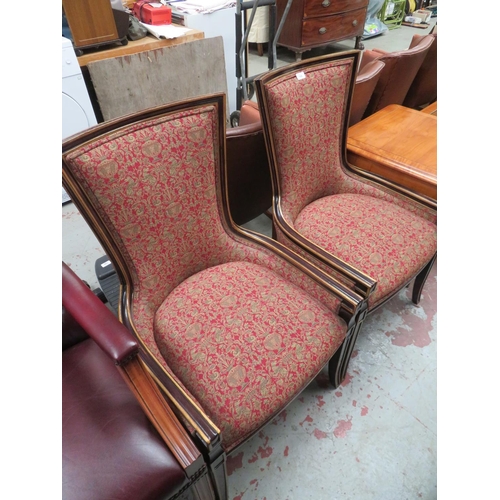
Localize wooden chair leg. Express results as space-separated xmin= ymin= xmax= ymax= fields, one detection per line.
xmin=412 ymin=253 xmax=437 ymax=305
xmin=207 ymin=452 xmax=227 ymax=500
xmin=329 ymin=305 xmax=368 ymax=388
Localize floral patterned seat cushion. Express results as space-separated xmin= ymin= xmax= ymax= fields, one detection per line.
xmin=294 ymin=194 xmax=437 ymax=308
xmin=154 ymin=261 xmax=346 ymax=450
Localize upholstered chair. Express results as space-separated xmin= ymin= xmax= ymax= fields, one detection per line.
xmin=403 ymin=32 xmax=437 ymax=110
xmin=349 ymin=59 xmax=385 ymax=127
xmin=255 ymin=51 xmax=437 ymax=365
xmin=225 ymin=100 xmax=272 ymax=225
xmin=62 ymin=94 xmax=364 ymax=500
xmin=62 ymin=262 xmax=215 ymax=500
xmin=360 ymin=34 xmax=435 ymax=119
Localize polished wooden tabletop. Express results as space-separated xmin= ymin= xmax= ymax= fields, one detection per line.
xmin=347 ymin=104 xmax=437 ymax=201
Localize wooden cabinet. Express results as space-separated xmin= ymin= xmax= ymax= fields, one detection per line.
xmin=62 ymin=0 xmax=129 ymax=51
xmin=276 ymin=0 xmax=369 ymax=59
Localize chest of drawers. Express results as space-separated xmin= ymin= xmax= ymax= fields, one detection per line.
xmin=276 ymin=0 xmax=369 ymax=59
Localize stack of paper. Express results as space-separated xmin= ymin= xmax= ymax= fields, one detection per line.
xmin=140 ymin=22 xmax=194 ymax=39
xmin=168 ymin=0 xmax=236 ymax=15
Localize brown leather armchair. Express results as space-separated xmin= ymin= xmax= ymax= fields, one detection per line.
xmin=225 ymin=100 xmax=272 ymax=225
xmin=403 ymin=32 xmax=437 ymax=110
xmin=62 ymin=262 xmax=215 ymax=500
xmin=349 ymin=59 xmax=385 ymax=127
xmin=360 ymin=33 xmax=435 ymax=119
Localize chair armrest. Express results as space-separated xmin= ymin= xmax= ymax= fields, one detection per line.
xmin=238 ymin=100 xmax=261 ymax=127
xmin=62 ymin=262 xmax=137 ymax=364
xmin=226 ymin=100 xmax=262 ymax=137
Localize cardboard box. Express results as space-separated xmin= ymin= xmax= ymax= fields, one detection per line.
xmin=412 ymin=9 xmax=432 ymax=23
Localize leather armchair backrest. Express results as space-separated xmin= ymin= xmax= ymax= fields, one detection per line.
xmin=403 ymin=33 xmax=437 ymax=109
xmin=363 ymin=34 xmax=435 ymax=118
xmin=349 ymin=60 xmax=385 ymax=127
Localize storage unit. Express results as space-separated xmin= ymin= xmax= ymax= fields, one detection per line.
xmin=275 ymin=0 xmax=369 ymax=60
xmin=62 ymin=0 xmax=129 ymax=51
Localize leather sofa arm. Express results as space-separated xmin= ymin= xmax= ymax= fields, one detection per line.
xmin=238 ymin=100 xmax=261 ymax=126
xmin=226 ymin=100 xmax=262 ymax=137
xmin=62 ymin=262 xmax=138 ymax=364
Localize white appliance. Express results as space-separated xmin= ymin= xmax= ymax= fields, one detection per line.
xmin=62 ymin=36 xmax=97 ymax=203
xmin=172 ymin=7 xmax=237 ymax=115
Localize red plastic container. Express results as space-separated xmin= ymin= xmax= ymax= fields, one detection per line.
xmin=133 ymin=1 xmax=172 ymax=25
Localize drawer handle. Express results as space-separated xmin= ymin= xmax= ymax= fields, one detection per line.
xmin=321 ymin=0 xmax=330 ymax=7
xmin=319 ymin=27 xmax=327 ymax=35
xmin=352 ymin=19 xmax=358 ymax=26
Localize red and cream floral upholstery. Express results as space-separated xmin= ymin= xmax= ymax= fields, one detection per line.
xmin=254 ymin=52 xmax=437 ymax=312
xmin=62 ymin=95 xmax=363 ymax=498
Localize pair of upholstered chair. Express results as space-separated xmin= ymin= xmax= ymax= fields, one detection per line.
xmin=62 ymin=92 xmax=365 ymax=499
xmin=62 ymin=50 xmax=436 ymax=500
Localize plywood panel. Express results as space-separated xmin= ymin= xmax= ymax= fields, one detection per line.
xmin=87 ymin=36 xmax=229 ymax=121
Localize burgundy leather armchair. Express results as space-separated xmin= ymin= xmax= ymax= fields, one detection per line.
xmin=360 ymin=34 xmax=435 ymax=119
xmin=225 ymin=100 xmax=272 ymax=225
xmin=62 ymin=262 xmax=215 ymax=500
xmin=403 ymin=32 xmax=437 ymax=110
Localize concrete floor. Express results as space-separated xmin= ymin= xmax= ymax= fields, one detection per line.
xmin=62 ymin=17 xmax=438 ymax=500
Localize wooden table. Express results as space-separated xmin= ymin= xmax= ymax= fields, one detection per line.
xmin=347 ymin=104 xmax=437 ymax=201
xmin=76 ymin=27 xmax=204 ymax=67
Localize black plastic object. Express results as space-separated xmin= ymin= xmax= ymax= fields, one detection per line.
xmin=95 ymin=255 xmax=120 ymax=313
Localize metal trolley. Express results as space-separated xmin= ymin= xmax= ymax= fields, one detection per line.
xmin=231 ymin=0 xmax=294 ymax=126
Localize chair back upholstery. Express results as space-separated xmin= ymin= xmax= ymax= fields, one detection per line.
xmin=225 ymin=100 xmax=272 ymax=224
xmin=63 ymin=97 xmax=234 ymax=354
xmin=349 ymin=59 xmax=385 ymax=126
xmin=362 ymin=34 xmax=434 ymax=118
xmin=255 ymin=52 xmax=359 ymax=226
xmin=403 ymin=33 xmax=437 ymax=109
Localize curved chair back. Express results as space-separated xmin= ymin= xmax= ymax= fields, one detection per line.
xmin=349 ymin=59 xmax=385 ymax=127
xmin=403 ymin=33 xmax=437 ymax=109
xmin=362 ymin=34 xmax=434 ymax=118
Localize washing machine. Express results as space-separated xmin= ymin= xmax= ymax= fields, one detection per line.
xmin=62 ymin=36 xmax=97 ymax=203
